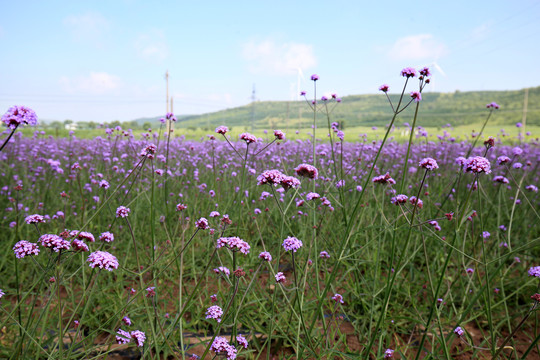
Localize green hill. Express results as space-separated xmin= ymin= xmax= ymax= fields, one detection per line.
xmin=134 ymin=87 xmax=540 ymax=131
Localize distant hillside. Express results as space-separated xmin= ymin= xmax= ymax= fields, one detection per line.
xmin=133 ymin=87 xmax=540 ymax=131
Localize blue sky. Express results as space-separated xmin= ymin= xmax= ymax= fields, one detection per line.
xmin=1 ymin=0 xmax=539 ymax=122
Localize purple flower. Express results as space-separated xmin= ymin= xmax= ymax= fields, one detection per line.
xmin=239 ymin=132 xmax=257 ymax=144
xmin=384 ymin=348 xmax=394 ymax=359
xmin=466 ymin=268 xmax=474 ymax=275
xmin=206 ymin=305 xmax=224 ymax=322
xmin=87 ymin=251 xmax=119 ymax=271
xmin=122 ymin=316 xmax=132 ymax=326
xmin=372 ymin=172 xmax=396 ymax=185
xmin=116 ymin=206 xmax=130 ymax=218
xmin=391 ymin=194 xmax=408 ymax=205
xmin=275 ymin=272 xmax=286 ymax=283
xmin=70 ymin=230 xmax=95 ymax=242
xmin=419 ymin=157 xmax=439 ymax=171
xmin=528 ymin=266 xmax=540 ymax=278
xmin=210 ymin=337 xmax=237 ymax=360
xmin=274 ymin=130 xmax=286 ymax=140
xmin=2 ymin=105 xmax=38 ymax=129
xmin=131 ymin=330 xmax=146 ymax=347
xmin=71 ymin=239 xmax=89 ymax=252
xmin=216 ymin=125 xmax=228 ymax=134
xmin=311 ymin=74 xmax=319 ymax=81
xmin=25 ymin=214 xmax=45 ymax=224
xmin=282 ymin=236 xmax=303 ymax=252
xmin=237 ymin=334 xmax=249 ymax=349
xmin=464 ymin=156 xmax=491 ymax=174
xmin=116 ymin=329 xmax=131 ymax=344
xmin=379 ymin=84 xmax=389 ymax=92
xmin=294 ymin=163 xmax=319 ymax=179
xmin=0 ymin=289 xmax=4 ymax=299
xmin=497 ymin=155 xmax=511 ymax=165
xmin=39 ymin=234 xmax=70 ymax=252
xmin=320 ymin=251 xmax=330 ymax=259
xmin=13 ymin=240 xmax=40 ymax=258
xmin=482 ymin=231 xmax=490 ymax=239
xmin=454 ymin=326 xmax=464 ymax=337
xmin=486 ymin=102 xmax=500 ymax=109
xmin=400 ymin=67 xmax=417 ymax=78
xmin=216 ymin=236 xmax=250 ymax=255
xmin=332 ymin=293 xmax=344 ymax=304
xmin=258 ymin=251 xmax=272 ymax=262
xmin=195 ymin=217 xmax=209 ymax=230
xmin=321 ymin=96 xmax=328 ymax=101
xmin=146 ymin=287 xmax=156 ymax=297
xmin=99 ymin=231 xmax=114 ymax=243
xmin=300 ymin=91 xmax=306 ymax=96
xmin=306 ymin=192 xmax=320 ymax=201
xmin=410 ymin=91 xmax=422 ymax=102
xmin=419 ymin=67 xmax=431 ymax=77
xmin=213 ymin=266 xmax=230 ymax=277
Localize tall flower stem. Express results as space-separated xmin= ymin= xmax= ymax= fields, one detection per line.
xmin=0 ymin=125 xmax=19 ymax=152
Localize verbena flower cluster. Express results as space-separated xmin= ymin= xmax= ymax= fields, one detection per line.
xmin=282 ymin=236 xmax=303 ymax=252
xmin=216 ymin=236 xmax=250 ymax=254
xmin=2 ymin=105 xmax=38 ymax=129
xmin=87 ymin=251 xmax=119 ymax=271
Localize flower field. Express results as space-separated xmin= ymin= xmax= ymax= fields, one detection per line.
xmin=1 ymin=70 xmax=539 ymax=359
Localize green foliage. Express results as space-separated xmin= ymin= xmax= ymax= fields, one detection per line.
xmin=128 ymin=87 xmax=539 ymax=130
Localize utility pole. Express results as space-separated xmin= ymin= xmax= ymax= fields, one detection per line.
xmin=251 ymin=84 xmax=256 ymax=133
xmin=165 ymin=70 xmax=170 ymax=113
xmin=521 ymin=88 xmax=528 ymax=139
xmin=165 ymin=70 xmax=170 ymax=133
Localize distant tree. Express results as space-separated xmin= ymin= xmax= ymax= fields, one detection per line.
xmin=142 ymin=122 xmax=152 ymax=130
xmin=50 ymin=121 xmax=63 ymax=129
xmin=64 ymin=119 xmax=73 ymax=126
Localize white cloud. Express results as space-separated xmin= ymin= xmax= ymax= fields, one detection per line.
xmin=389 ymin=34 xmax=448 ymax=61
xmin=63 ymin=12 xmax=109 ymax=46
xmin=59 ymin=72 xmax=122 ymax=94
xmin=135 ymin=30 xmax=169 ymax=62
xmin=242 ymin=39 xmax=317 ymax=75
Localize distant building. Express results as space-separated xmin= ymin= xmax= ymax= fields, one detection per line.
xmin=65 ymin=123 xmax=78 ymax=131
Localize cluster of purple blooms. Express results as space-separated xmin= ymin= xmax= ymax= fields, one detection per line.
xmin=461 ymin=156 xmax=492 ymax=174
xmin=205 ymin=305 xmax=224 ymax=322
xmin=256 ymin=169 xmax=301 ymax=190
xmin=116 ymin=329 xmax=146 ymax=347
xmin=210 ymin=336 xmax=237 ymax=359
xmin=115 ymin=206 xmax=130 ymax=218
xmin=87 ymin=251 xmax=119 ymax=271
xmin=2 ymin=105 xmax=38 ymax=129
xmin=216 ymin=236 xmax=251 ymax=255
xmin=372 ymin=173 xmax=396 ymax=185
xmin=39 ymin=234 xmax=70 ymax=252
xmin=13 ymin=240 xmax=40 ymax=258
xmin=258 ymin=251 xmax=272 ymax=262
xmin=419 ymin=157 xmax=439 ymax=171
xmin=239 ymin=132 xmax=257 ymax=144
xmin=282 ymin=236 xmax=303 ymax=252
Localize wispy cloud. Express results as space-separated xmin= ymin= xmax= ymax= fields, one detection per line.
xmin=59 ymin=72 xmax=122 ymax=94
xmin=63 ymin=12 xmax=109 ymax=47
xmin=134 ymin=30 xmax=169 ymax=62
xmin=389 ymin=34 xmax=448 ymax=61
xmin=242 ymin=39 xmax=317 ymax=76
